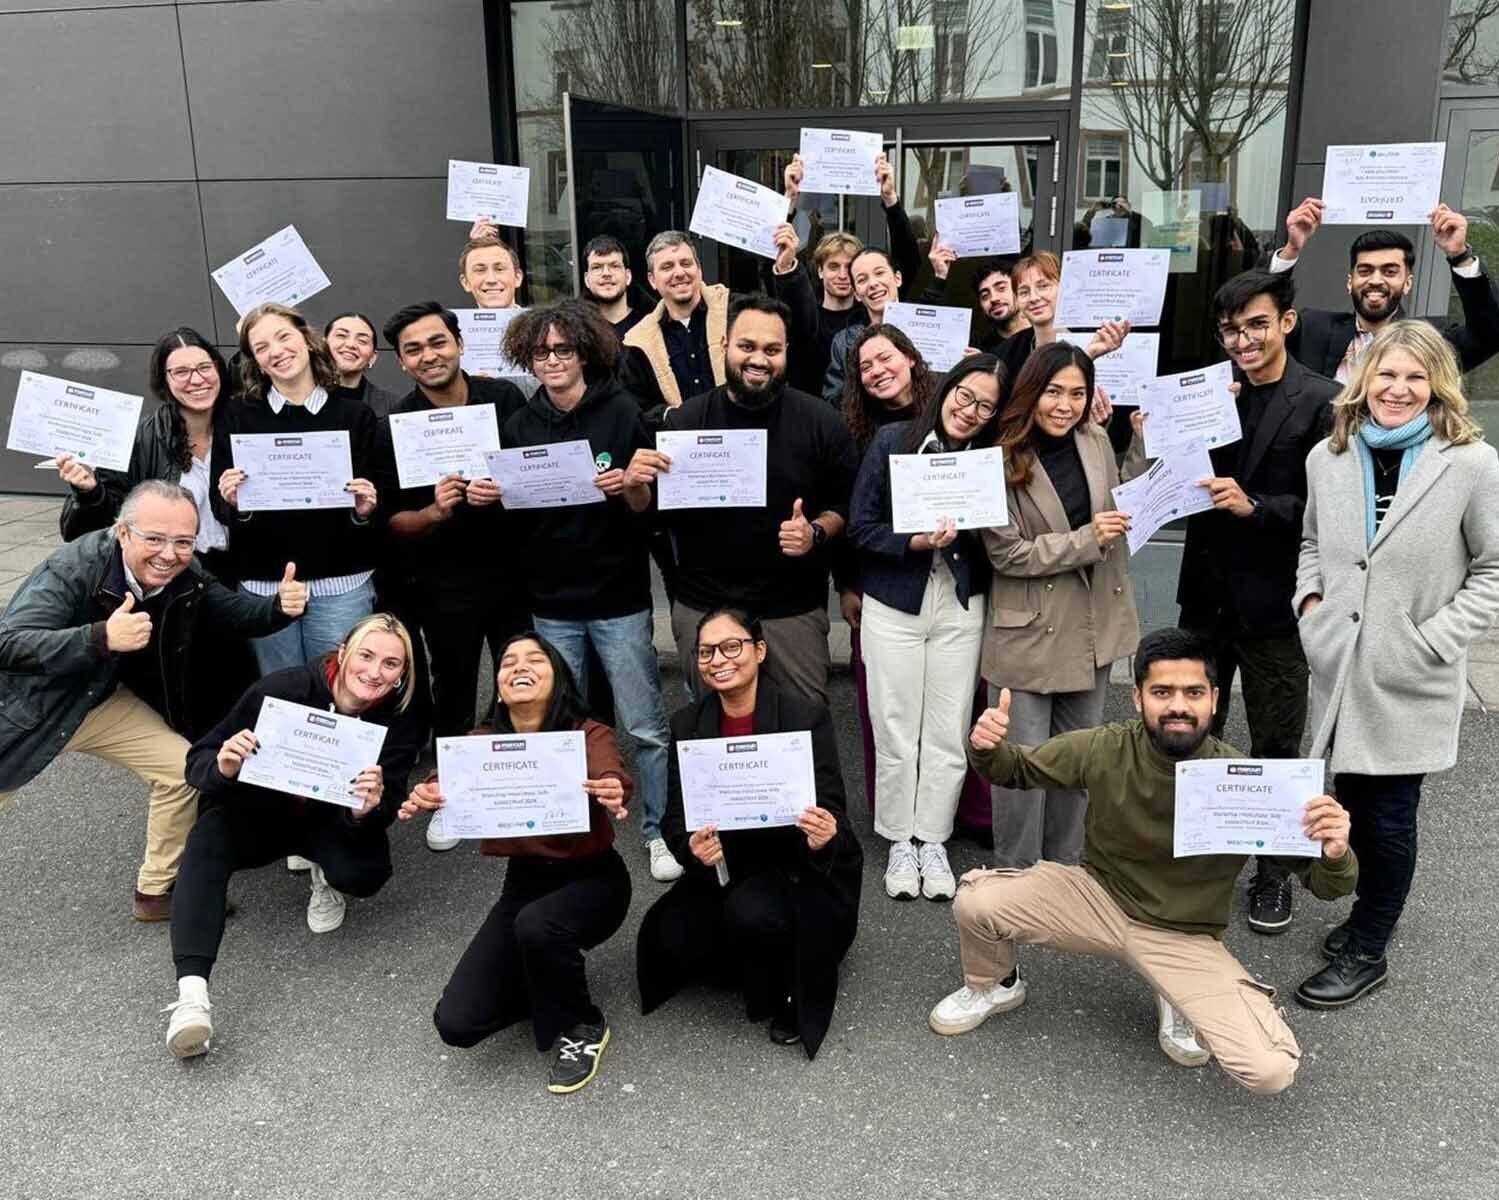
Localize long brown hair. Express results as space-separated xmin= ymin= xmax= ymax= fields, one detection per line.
xmin=840 ymin=323 xmax=937 ymax=451
xmin=236 ymin=302 xmax=340 ymax=403
xmin=1327 ymin=320 xmax=1482 ymax=453
xmin=995 ymin=342 xmax=1096 ymax=485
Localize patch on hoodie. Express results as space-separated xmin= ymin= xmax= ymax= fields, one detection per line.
xmin=594 ymin=451 xmax=612 ymax=472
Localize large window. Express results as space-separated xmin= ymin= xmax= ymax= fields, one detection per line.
xmin=1023 ymin=0 xmax=1058 ymax=88
xmin=1080 ymin=131 xmax=1125 ymax=200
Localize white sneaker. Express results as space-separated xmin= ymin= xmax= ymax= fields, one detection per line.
xmin=306 ymin=863 xmax=347 ymax=933
xmin=648 ymin=837 xmax=684 ymax=882
xmin=919 ymin=841 xmax=956 ymax=900
xmin=884 ymin=839 xmax=920 ymax=899
xmin=286 ymin=855 xmax=313 ymax=872
xmin=426 ymin=814 xmax=460 ymax=853
xmin=164 ymin=975 xmax=213 ymax=1059
xmin=1155 ymin=994 xmax=1210 ymax=1067
xmin=929 ymin=968 xmax=1027 ymax=1035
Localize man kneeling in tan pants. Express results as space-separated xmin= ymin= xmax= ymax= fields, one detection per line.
xmin=928 ymin=627 xmax=1356 ymax=1095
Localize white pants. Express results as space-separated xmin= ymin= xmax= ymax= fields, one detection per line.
xmin=861 ymin=561 xmax=985 ymax=844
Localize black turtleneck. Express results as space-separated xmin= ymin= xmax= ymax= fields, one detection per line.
xmin=1033 ymin=427 xmax=1091 ymax=531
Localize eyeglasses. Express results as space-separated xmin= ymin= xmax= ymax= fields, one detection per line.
xmin=530 ymin=344 xmax=578 ymax=363
xmin=126 ymin=526 xmax=196 ymax=556
xmin=1215 ymin=318 xmax=1275 ymax=348
xmin=952 ymin=386 xmax=998 ymax=420
xmin=696 ymin=637 xmax=750 ymax=664
xmin=165 ymin=363 xmax=216 ymax=383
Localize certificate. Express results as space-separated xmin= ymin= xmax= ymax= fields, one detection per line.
xmin=1174 ymin=758 xmax=1324 ymax=859
xmin=1138 ymin=360 xmax=1241 ymax=455
xmin=485 ymin=440 xmax=606 ymax=510
xmin=884 ymin=301 xmax=971 ymax=372
xmin=656 ymin=428 xmax=768 ymax=510
xmin=889 ymin=446 xmax=1009 ymax=534
xmin=798 ymin=128 xmax=883 ymax=196
xmin=454 ymin=307 xmax=531 ymax=380
xmin=1321 ymin=142 xmax=1446 ymax=225
xmin=211 ymin=225 xmax=331 ymax=316
xmin=1055 ymin=249 xmax=1171 ymax=328
xmin=231 ymin=430 xmax=355 ymax=512
xmin=430 ymin=730 xmax=589 ymax=840
xmin=676 ymin=730 xmax=817 ymax=832
xmin=689 ymin=166 xmax=786 ymax=261
xmin=446 ymin=159 xmax=530 ymax=227
xmin=1062 ymin=331 xmax=1160 ymax=407
xmin=237 ymin=697 xmax=388 ymax=810
xmin=6 ymin=371 xmax=142 ymax=471
xmin=387 ymin=404 xmax=500 ymax=489
xmin=1109 ymin=442 xmax=1215 ymax=555
xmin=935 ymin=192 xmax=1022 ymax=257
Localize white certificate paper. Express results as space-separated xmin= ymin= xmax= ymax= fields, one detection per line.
xmin=455 ymin=308 xmax=531 ymax=379
xmin=884 ymin=301 xmax=972 ymax=372
xmin=211 ymin=225 xmax=331 ymax=316
xmin=1138 ymin=360 xmax=1241 ymax=455
xmin=798 ymin=128 xmax=883 ymax=196
xmin=1174 ymin=758 xmax=1324 ymax=859
xmin=656 ymin=428 xmax=768 ymax=510
xmin=1321 ymin=142 xmax=1446 ymax=226
xmin=238 ymin=697 xmax=388 ymax=810
xmin=1110 ymin=442 xmax=1215 ymax=554
xmin=446 ymin=159 xmax=531 ymax=227
xmin=889 ymin=446 xmax=1009 ymax=534
xmin=486 ymin=440 xmax=606 ymax=510
xmin=231 ymin=430 xmax=355 ymax=512
xmin=1089 ymin=331 xmax=1160 ymax=407
xmin=431 ymin=730 xmax=589 ymax=840
xmin=6 ymin=371 xmax=142 ymax=471
xmin=936 ymin=192 xmax=1022 ymax=257
xmin=676 ymin=730 xmax=817 ymax=832
xmin=689 ymin=166 xmax=786 ymax=260
xmin=388 ymin=404 xmax=500 ymax=489
xmin=1056 ymin=249 xmax=1171 ymax=328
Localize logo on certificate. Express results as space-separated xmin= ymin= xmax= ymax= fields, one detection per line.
xmin=726 ymin=740 xmax=759 ymax=753
xmin=306 ymin=713 xmax=337 ymax=730
xmin=492 ymin=738 xmax=527 ymax=752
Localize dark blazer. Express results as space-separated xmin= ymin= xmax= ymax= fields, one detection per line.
xmin=1176 ymin=356 xmax=1340 ymax=635
xmin=636 ymin=682 xmax=863 ymax=1059
xmin=1286 ymin=264 xmax=1499 ymax=377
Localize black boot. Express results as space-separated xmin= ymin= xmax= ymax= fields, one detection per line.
xmin=1295 ymin=946 xmax=1388 ymax=1009
xmin=1321 ymin=922 xmax=1352 ymax=960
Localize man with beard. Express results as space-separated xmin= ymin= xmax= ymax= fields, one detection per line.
xmin=580 ymin=235 xmax=644 ymax=340
xmin=623 ymin=295 xmax=858 ymax=707
xmin=928 ymin=628 xmax=1357 ymax=1096
xmin=324 ymin=313 xmax=399 ymax=418
xmin=921 ymin=253 xmax=1029 ymax=349
xmin=1270 ymin=198 xmax=1499 ymax=380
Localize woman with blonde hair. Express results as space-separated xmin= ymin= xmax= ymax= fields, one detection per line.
xmin=1294 ymin=320 xmax=1499 ymax=1010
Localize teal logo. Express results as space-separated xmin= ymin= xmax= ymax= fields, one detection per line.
xmin=1255 ymin=839 xmax=1265 ymax=848
xmin=760 ymin=814 xmax=769 ymax=822
xmin=310 ymin=785 xmax=320 ymax=794
xmin=526 ymin=820 xmax=535 ymax=829
xmin=594 ymin=451 xmax=612 ymax=472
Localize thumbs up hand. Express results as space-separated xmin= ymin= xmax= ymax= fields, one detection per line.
xmin=779 ymin=497 xmax=817 ymax=558
xmin=106 ymin=592 xmax=153 ymax=653
xmin=969 ymin=687 xmax=1012 ymax=752
xmin=277 ymin=562 xmax=308 ymax=618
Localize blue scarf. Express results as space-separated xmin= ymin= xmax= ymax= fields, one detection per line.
xmin=1355 ymin=412 xmax=1432 ymax=544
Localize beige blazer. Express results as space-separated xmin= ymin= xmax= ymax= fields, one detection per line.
xmin=981 ymin=423 xmax=1140 ymax=693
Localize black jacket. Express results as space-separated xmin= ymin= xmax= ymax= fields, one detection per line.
xmin=1176 ymin=357 xmax=1340 ymax=634
xmin=499 ymin=377 xmax=655 ymax=619
xmin=60 ymin=403 xmax=186 ymax=541
xmin=353 ymin=376 xmax=401 ymax=420
xmin=637 ymin=682 xmax=863 ymax=1058
xmin=186 ymin=659 xmax=427 ymax=831
xmin=0 ymin=530 xmax=290 ymax=790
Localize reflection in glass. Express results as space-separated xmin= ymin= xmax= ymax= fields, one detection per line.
xmin=1449 ymin=128 xmax=1499 ymax=427
xmin=1446 ymin=1 xmax=1499 ymax=86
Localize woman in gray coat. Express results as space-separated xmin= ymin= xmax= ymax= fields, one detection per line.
xmin=1294 ymin=321 xmax=1499 ymax=1010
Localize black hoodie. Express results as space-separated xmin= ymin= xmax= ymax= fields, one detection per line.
xmin=500 ymin=377 xmax=655 ymax=620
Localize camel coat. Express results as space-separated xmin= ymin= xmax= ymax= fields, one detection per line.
xmin=1295 ymin=435 xmax=1499 ymax=775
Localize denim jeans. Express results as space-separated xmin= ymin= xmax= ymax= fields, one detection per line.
xmin=1335 ymin=771 xmax=1425 ymax=957
xmin=243 ymin=576 xmax=375 ymax=676
xmin=534 ymin=609 xmax=670 ymax=841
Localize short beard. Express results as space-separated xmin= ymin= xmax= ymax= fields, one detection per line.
xmin=1351 ymin=286 xmax=1401 ymax=324
xmin=725 ymin=362 xmax=786 ymax=410
xmin=1144 ymin=716 xmax=1211 ymax=759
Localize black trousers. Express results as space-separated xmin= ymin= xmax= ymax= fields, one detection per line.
xmin=433 ymin=850 xmax=631 ymax=1053
xmin=403 ymin=576 xmax=530 ymax=737
xmin=1335 ymin=772 xmax=1425 ymax=957
xmin=171 ymin=799 xmax=393 ymax=980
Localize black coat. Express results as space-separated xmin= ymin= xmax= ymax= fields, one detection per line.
xmin=59 ymin=404 xmax=186 ymax=541
xmin=636 ymin=683 xmax=863 ymax=1059
xmin=1176 ymin=357 xmax=1340 ymax=634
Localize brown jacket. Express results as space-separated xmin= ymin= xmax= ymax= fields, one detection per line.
xmin=981 ymin=422 xmax=1139 ymax=693
xmin=621 ymin=284 xmax=730 ymax=411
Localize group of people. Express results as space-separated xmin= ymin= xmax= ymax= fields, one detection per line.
xmin=4 ymin=169 xmax=1499 ymax=1098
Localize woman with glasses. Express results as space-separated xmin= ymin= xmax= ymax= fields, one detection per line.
xmin=848 ymin=357 xmax=1004 ymax=901
xmin=993 ymin=252 xmax=1130 ymax=385
xmin=636 ymin=608 xmax=862 ymax=1058
xmin=982 ymin=343 xmax=1140 ymax=869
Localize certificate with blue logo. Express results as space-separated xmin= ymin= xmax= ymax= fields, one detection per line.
xmin=1174 ymin=759 xmax=1323 ymax=859
xmin=677 ymin=731 xmax=816 ymax=832
xmin=432 ymin=730 xmax=589 ymax=839
xmin=237 ymin=697 xmax=388 ymax=810
xmin=1321 ymin=142 xmax=1445 ymax=225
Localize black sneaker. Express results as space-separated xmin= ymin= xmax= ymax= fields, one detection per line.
xmin=1295 ymin=947 xmax=1389 ymax=1009
xmin=1321 ymin=922 xmax=1353 ymax=960
xmin=547 ymin=1023 xmax=610 ymax=1095
xmin=768 ymin=996 xmax=800 ymax=1046
xmin=1247 ymin=867 xmax=1294 ymax=934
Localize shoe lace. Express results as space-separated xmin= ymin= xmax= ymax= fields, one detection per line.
xmin=920 ymin=842 xmax=951 ymax=875
xmin=556 ymin=1037 xmax=585 ymax=1064
xmin=1251 ymin=873 xmax=1292 ymax=906
xmin=890 ymin=841 xmax=919 ymax=874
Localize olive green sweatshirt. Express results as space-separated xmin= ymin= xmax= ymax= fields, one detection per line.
xmin=969 ymin=720 xmax=1358 ymax=938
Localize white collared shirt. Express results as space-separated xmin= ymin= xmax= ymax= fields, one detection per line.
xmin=267 ymin=385 xmax=329 ymax=415
xmin=122 ymin=560 xmax=165 ymax=601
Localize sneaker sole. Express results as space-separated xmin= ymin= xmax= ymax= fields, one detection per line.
xmin=1294 ymin=970 xmax=1388 ymax=1010
xmin=547 ymin=1028 xmax=609 ymax=1094
xmin=922 ymin=881 xmax=957 ymax=902
xmin=885 ymin=884 xmax=920 ymax=900
xmin=307 ymin=906 xmax=346 ymax=934
xmin=928 ymin=984 xmax=1027 ymax=1035
xmin=286 ymin=857 xmax=313 ymax=873
xmin=426 ymin=839 xmax=461 ymax=853
xmin=1247 ymin=912 xmax=1293 ymax=934
xmin=167 ymin=1023 xmax=211 ymax=1059
xmin=1157 ymin=1036 xmax=1211 ymax=1068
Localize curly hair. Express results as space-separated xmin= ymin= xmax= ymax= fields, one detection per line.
xmin=840 ymin=323 xmax=937 ymax=451
xmin=236 ymin=302 xmax=339 ymax=403
xmin=146 ymin=327 xmax=230 ymax=473
xmin=502 ymin=299 xmax=620 ymax=382
xmin=995 ymin=341 xmax=1096 ymax=486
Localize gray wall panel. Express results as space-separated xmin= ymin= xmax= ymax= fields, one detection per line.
xmin=0 ymin=184 xmax=217 ymax=345
xmin=0 ymin=6 xmax=196 ymax=183
xmin=0 ymin=2 xmax=162 ymax=12
xmin=180 ymin=0 xmax=493 ymax=180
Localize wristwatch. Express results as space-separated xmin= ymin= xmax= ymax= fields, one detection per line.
xmin=1447 ymin=244 xmax=1475 ymax=267
xmin=810 ymin=520 xmax=828 ymax=547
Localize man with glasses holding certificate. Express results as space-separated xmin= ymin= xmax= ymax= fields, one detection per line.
xmin=0 ymin=481 xmax=304 ymax=921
